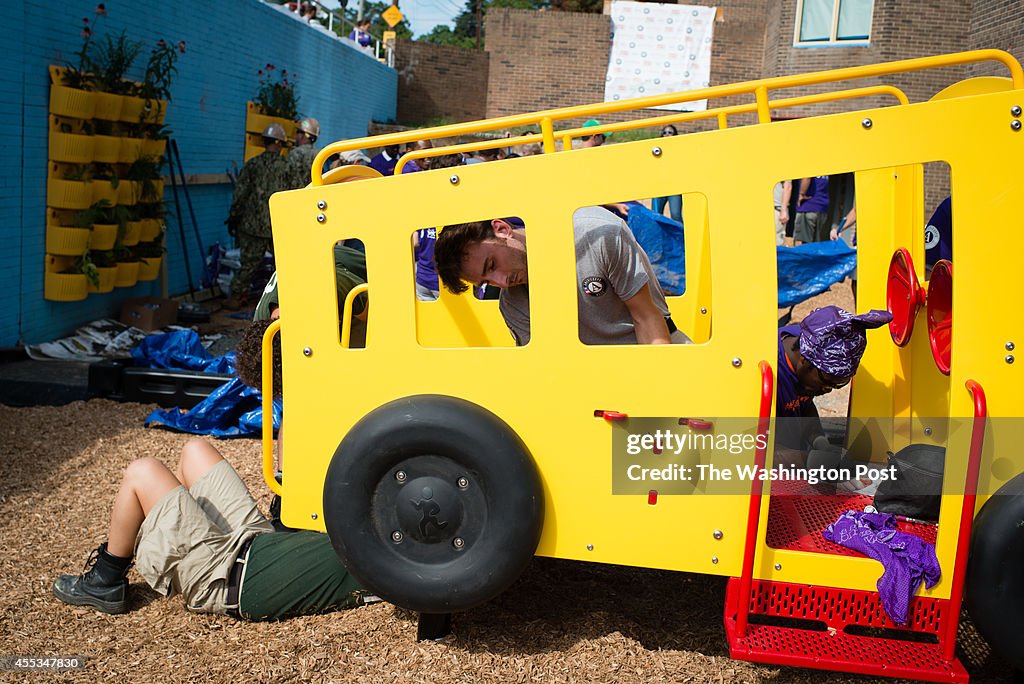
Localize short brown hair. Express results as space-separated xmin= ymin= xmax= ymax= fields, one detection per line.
xmin=235 ymin=319 xmax=282 ymax=397
xmin=434 ymin=220 xmax=495 ymax=295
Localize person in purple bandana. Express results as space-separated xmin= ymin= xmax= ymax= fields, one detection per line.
xmin=775 ymin=305 xmax=892 ymax=466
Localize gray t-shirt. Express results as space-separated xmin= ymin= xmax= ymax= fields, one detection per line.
xmin=499 ymin=206 xmax=678 ymax=345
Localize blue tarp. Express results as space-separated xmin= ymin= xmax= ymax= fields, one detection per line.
xmin=137 ymin=330 xmax=281 ymax=438
xmin=626 ymin=204 xmax=856 ymax=307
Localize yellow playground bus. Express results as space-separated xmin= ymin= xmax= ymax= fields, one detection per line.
xmin=261 ymin=50 xmax=1024 ymax=682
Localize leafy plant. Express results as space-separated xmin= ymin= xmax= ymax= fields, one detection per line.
xmin=62 ymin=164 xmax=91 ymax=181
xmin=136 ymin=39 xmax=186 ymax=102
xmin=90 ymin=249 xmax=117 ymax=268
xmin=71 ymin=200 xmax=114 ymax=228
xmin=89 ymin=31 xmax=142 ymax=94
xmin=145 ymin=123 xmax=172 ymax=140
xmin=70 ymin=251 xmax=100 ymax=287
xmin=91 ymin=163 xmax=119 ymax=187
xmin=137 ymin=201 xmax=166 ymax=219
xmin=113 ymin=244 xmax=138 ymax=262
xmin=253 ymin=64 xmax=301 ymax=120
xmin=136 ymin=240 xmax=164 ymax=259
xmin=61 ymin=4 xmax=107 ymax=89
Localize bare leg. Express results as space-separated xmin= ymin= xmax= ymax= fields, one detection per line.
xmin=175 ymin=437 xmax=226 ymax=490
xmin=107 ymin=458 xmax=181 ymax=557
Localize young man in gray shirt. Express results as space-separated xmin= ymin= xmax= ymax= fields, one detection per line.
xmin=434 ymin=206 xmax=690 ymax=346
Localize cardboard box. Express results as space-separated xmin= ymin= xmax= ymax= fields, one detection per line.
xmin=120 ymin=297 xmax=178 ymax=331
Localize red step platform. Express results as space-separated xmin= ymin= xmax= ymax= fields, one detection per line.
xmin=724 ymin=579 xmax=968 ymax=682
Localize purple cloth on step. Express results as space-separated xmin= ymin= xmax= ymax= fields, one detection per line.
xmin=823 ymin=510 xmax=941 ymax=625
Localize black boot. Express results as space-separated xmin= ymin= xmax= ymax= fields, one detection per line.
xmin=53 ymin=543 xmax=132 ymax=614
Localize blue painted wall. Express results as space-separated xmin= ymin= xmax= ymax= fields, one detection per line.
xmin=3 ymin=0 xmax=396 ymax=346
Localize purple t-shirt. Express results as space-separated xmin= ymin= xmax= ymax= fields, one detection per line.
xmin=797 ymin=176 xmax=829 ymax=214
xmin=415 ymin=228 xmax=438 ymax=290
xmin=368 ymin=151 xmax=396 ymax=177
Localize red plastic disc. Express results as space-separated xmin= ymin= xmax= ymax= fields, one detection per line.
xmin=886 ymin=248 xmax=924 ymax=347
xmin=926 ymin=260 xmax=953 ymax=375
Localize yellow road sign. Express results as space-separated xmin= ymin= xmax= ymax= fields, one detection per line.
xmin=382 ymin=5 xmax=403 ymax=27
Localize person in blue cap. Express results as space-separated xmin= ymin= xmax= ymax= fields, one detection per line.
xmin=775 ymin=305 xmax=892 ymax=467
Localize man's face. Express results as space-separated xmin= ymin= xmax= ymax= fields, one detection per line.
xmin=295 ymin=131 xmax=310 ymax=147
xmin=581 ymin=133 xmax=604 ymax=148
xmin=459 ymin=220 xmax=528 ymax=289
xmin=385 ymin=144 xmax=400 ymax=157
xmin=796 ymin=355 xmax=852 ymax=396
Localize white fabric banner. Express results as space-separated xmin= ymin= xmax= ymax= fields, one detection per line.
xmin=604 ymin=2 xmax=716 ymax=112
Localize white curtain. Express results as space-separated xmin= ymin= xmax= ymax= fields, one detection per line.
xmin=604 ymin=2 xmax=717 ymax=112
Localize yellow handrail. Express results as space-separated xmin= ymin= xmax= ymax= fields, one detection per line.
xmin=312 ymin=49 xmax=1021 ymax=185
xmin=261 ymin=319 xmax=283 ymax=496
xmin=341 ymin=283 xmax=369 ymax=349
xmin=393 ymin=84 xmax=910 ymax=173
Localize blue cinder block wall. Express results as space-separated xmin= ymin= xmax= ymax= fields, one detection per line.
xmin=3 ymin=0 xmax=396 ymax=346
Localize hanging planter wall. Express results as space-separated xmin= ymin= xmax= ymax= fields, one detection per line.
xmin=123 ymin=221 xmax=142 ymax=246
xmin=138 ymin=219 xmax=163 ymax=242
xmin=114 ymin=261 xmax=140 ymax=288
xmin=89 ymin=223 xmax=118 ymax=251
xmin=93 ymin=134 xmax=121 ymax=163
xmin=49 ymin=84 xmax=96 ymax=120
xmin=93 ymin=92 xmax=125 ymax=121
xmin=44 ymin=256 xmax=87 ymax=302
xmin=119 ymin=137 xmax=143 ymax=163
xmin=47 ymin=174 xmax=92 ymax=210
xmin=49 ymin=130 xmax=94 ymax=164
xmin=137 ymin=257 xmax=161 ymax=281
xmin=91 ymin=179 xmax=119 ymax=206
xmin=45 ymin=224 xmax=91 ymax=256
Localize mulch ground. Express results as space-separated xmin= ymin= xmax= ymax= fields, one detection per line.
xmin=0 ymin=281 xmax=1013 ymax=683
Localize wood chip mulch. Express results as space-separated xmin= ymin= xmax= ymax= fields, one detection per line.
xmin=0 ymin=314 xmax=1014 ymax=683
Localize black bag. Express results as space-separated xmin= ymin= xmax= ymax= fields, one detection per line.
xmin=873 ymin=444 xmax=945 ymax=521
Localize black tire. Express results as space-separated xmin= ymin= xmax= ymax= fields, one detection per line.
xmin=323 ymin=395 xmax=544 ymax=613
xmin=966 ymin=471 xmax=1024 ymax=670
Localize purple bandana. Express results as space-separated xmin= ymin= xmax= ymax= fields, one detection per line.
xmin=799 ymin=306 xmax=892 ymax=378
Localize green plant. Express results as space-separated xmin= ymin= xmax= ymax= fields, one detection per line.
xmin=136 ymin=240 xmax=165 ymax=259
xmin=61 ymin=4 xmax=107 ymax=89
xmin=254 ymin=64 xmax=301 ymax=120
xmin=136 ymin=39 xmax=186 ymax=102
xmin=71 ymin=200 xmax=113 ymax=228
xmin=62 ymin=164 xmax=91 ymax=181
xmin=137 ymin=201 xmax=166 ymax=219
xmin=145 ymin=123 xmax=172 ymax=140
xmin=113 ymin=244 xmax=138 ymax=262
xmin=70 ymin=251 xmax=100 ymax=287
xmin=90 ymin=249 xmax=117 ymax=268
xmin=125 ymin=155 xmax=163 ymax=201
xmin=91 ymin=163 xmax=119 ymax=188
xmin=89 ymin=31 xmax=142 ymax=94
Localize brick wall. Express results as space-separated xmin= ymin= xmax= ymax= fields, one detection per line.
xmin=5 ymin=0 xmax=397 ymax=346
xmin=395 ymin=39 xmax=489 ymax=124
xmin=968 ymin=0 xmax=1024 ymax=76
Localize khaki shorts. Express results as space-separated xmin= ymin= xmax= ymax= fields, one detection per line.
xmin=134 ymin=459 xmax=274 ymax=614
xmin=794 ymin=211 xmax=828 ymax=243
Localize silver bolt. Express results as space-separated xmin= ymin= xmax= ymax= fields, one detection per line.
xmin=449 ymin=174 xmax=460 ymax=185
xmin=586 ymin=544 xmax=594 ymax=551
xmin=316 ymin=213 xmax=326 ymax=223
xmin=311 ymin=513 xmax=318 ymax=520
xmin=452 ymin=537 xmax=465 ymax=549
xmin=923 ymin=427 xmax=933 ymax=436
xmin=456 ymin=476 xmax=469 ymax=489
xmin=711 ymin=556 xmax=719 ymax=564
xmin=317 ymin=200 xmax=327 ymax=210
xmin=303 ymin=347 xmax=312 ymax=357
xmin=700 ymin=307 xmax=707 ymax=314
xmin=1006 ymin=341 xmax=1016 ymax=351
xmin=713 ymin=529 xmax=723 ymax=540
xmin=861 ymin=118 xmax=873 ymax=129
xmin=1007 ymin=354 xmax=1016 ymax=364
xmin=395 ymin=470 xmax=408 ymax=483
xmin=1013 ymin=105 xmax=1023 ymax=117
xmin=1013 ymin=120 xmax=1023 ymax=132
xmin=774 ymin=563 xmax=782 ymax=571
xmin=732 ymin=357 xmax=742 ymax=368
xmin=651 ymin=146 xmax=663 ymax=157
xmin=391 ymin=530 xmax=404 ymax=543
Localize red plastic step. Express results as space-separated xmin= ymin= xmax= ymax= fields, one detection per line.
xmin=724 ymin=578 xmax=968 ymax=682
xmin=766 ymin=478 xmax=937 ymax=555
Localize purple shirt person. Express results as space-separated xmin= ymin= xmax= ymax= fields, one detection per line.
xmin=349 ymin=20 xmax=372 ymax=48
xmin=368 ymin=144 xmax=400 ymax=176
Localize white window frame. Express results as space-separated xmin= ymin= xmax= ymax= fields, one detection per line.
xmin=793 ymin=0 xmax=874 ymax=48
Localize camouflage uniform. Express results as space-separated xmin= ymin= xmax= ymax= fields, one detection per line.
xmin=229 ymin=150 xmax=287 ymax=299
xmin=285 ymin=144 xmax=318 ymax=189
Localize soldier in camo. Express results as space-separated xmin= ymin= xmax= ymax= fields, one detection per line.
xmin=225 ymin=123 xmax=288 ymax=309
xmin=285 ymin=117 xmax=320 ymax=189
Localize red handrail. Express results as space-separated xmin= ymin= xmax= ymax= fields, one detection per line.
xmin=941 ymin=380 xmax=987 ymax=660
xmin=735 ymin=360 xmax=775 ymax=637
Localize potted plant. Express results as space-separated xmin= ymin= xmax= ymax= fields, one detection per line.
xmin=88 ymin=201 xmax=125 ymax=250
xmin=120 ymin=154 xmax=159 ymax=204
xmin=49 ymin=9 xmax=102 ymax=119
xmin=126 ymin=38 xmax=186 ymax=125
xmin=46 ymin=207 xmax=91 ymax=256
xmin=122 ymin=205 xmax=142 ymax=247
xmin=247 ymin=64 xmax=300 ymax=139
xmin=136 ymin=240 xmax=164 ymax=281
xmin=44 ymin=254 xmax=88 ymax=302
xmin=89 ymin=30 xmax=141 ymax=120
xmin=86 ymin=249 xmax=118 ymax=293
xmin=113 ymin=245 xmax=140 ymax=288
xmin=49 ymin=115 xmax=95 ymax=164
xmin=137 ymin=200 xmax=166 ymax=241
xmin=90 ymin=163 xmax=119 ymax=205
xmin=141 ymin=123 xmax=170 ymax=158
xmin=47 ymin=163 xmax=92 ymax=210
xmin=117 ymin=121 xmax=145 ymax=163
xmin=91 ymin=120 xmax=121 ymax=164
